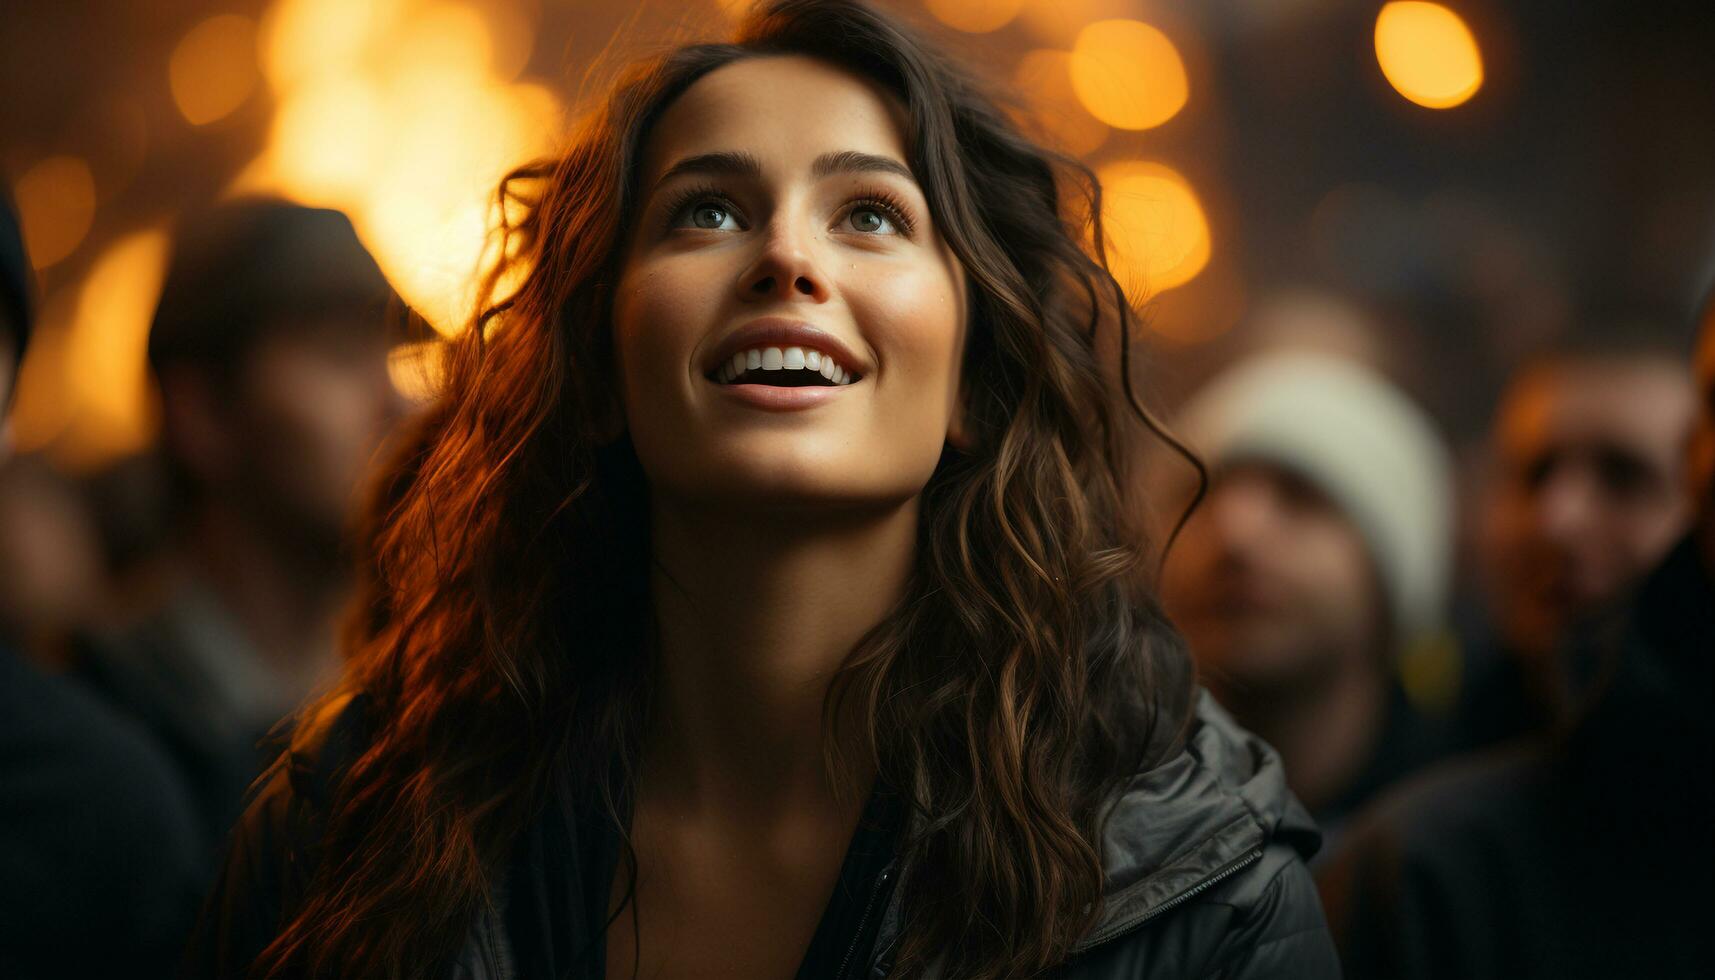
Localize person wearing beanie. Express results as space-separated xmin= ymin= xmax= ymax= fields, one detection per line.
xmin=73 ymin=197 xmax=408 ymax=859
xmin=1162 ymin=350 xmax=1455 ymax=833
xmin=0 ymin=195 xmax=205 ymax=977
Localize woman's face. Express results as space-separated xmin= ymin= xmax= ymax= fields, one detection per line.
xmin=612 ymin=55 xmax=968 ymax=514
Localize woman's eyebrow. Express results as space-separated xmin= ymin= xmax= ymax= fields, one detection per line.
xmin=651 ymin=148 xmax=917 ymax=192
xmin=653 ymin=150 xmax=763 ymax=191
xmin=810 ymin=150 xmax=917 ymax=184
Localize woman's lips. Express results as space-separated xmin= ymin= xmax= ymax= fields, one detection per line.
xmin=699 ymin=318 xmax=869 ymax=413
xmin=710 ymin=377 xmax=856 ymax=412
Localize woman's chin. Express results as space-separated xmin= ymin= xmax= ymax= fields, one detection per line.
xmin=651 ymin=461 xmax=925 ymax=518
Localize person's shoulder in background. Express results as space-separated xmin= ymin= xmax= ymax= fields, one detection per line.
xmin=0 ymin=643 xmax=206 ymax=979
xmin=180 ymin=691 xmax=369 ymax=979
xmin=1315 ymin=737 xmax=1559 ymax=980
xmin=1318 ymin=537 xmax=1715 ymax=980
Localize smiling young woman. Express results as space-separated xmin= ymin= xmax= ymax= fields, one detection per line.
xmin=184 ymin=2 xmax=1337 ymax=978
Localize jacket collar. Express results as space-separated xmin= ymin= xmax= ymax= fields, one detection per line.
xmin=870 ymin=691 xmax=1319 ymax=971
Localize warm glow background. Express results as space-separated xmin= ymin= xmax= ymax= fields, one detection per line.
xmin=3 ymin=0 xmax=1713 ymax=469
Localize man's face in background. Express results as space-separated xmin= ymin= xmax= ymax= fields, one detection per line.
xmin=164 ymin=310 xmax=405 ymax=556
xmin=233 ymin=314 xmax=404 ymax=549
xmin=1481 ymin=356 xmax=1694 ymax=659
xmin=1163 ymin=461 xmax=1384 ymax=697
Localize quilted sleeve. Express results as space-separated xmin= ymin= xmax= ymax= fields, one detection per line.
xmin=1209 ymin=844 xmax=1342 ymax=980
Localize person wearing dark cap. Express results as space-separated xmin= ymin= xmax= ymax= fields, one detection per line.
xmin=0 ymin=197 xmax=205 ymax=976
xmin=74 ymin=197 xmax=408 ymax=855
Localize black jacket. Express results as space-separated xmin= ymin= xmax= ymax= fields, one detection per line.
xmin=0 ymin=645 xmax=205 ymax=979
xmin=1317 ymin=536 xmax=1715 ymax=980
xmin=74 ymin=582 xmax=304 ymax=859
xmin=186 ymin=691 xmax=1337 ymax=979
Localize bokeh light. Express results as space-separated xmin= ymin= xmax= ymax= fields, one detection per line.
xmin=260 ymin=0 xmax=402 ymax=94
xmin=11 ymin=229 xmax=170 ymax=468
xmin=12 ymin=156 xmax=97 ymax=270
xmin=926 ymin=0 xmax=1025 ymax=34
xmin=479 ymin=0 xmax=537 ymax=81
xmin=6 ymin=289 xmax=77 ymax=455
xmin=262 ymin=77 xmax=390 ymax=203
xmin=1012 ymin=50 xmax=1108 ymax=158
xmin=1095 ymin=160 xmax=1210 ymax=298
xmin=379 ymin=3 xmax=494 ymax=83
xmin=1154 ymin=264 xmax=1247 ymax=347
xmin=1374 ymin=1 xmax=1483 ymax=109
xmin=1018 ymin=0 xmax=1143 ymax=49
xmin=244 ymin=0 xmax=562 ymax=337
xmin=169 ymin=14 xmax=261 ymax=126
xmin=1070 ymin=19 xmax=1188 ymax=131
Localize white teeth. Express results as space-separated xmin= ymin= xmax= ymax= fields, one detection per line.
xmin=716 ymin=345 xmax=859 ymax=384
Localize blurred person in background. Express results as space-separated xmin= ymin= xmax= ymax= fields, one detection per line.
xmin=0 ymin=195 xmax=203 ymax=978
xmin=74 ymin=198 xmax=407 ymax=855
xmin=1457 ymin=336 xmax=1695 ymax=750
xmin=1317 ymin=299 xmax=1714 ymax=980
xmin=0 ymin=455 xmax=105 ymax=668
xmin=1162 ymin=350 xmax=1455 ymax=836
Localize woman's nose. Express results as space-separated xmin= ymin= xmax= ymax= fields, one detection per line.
xmin=739 ymin=221 xmax=830 ymax=303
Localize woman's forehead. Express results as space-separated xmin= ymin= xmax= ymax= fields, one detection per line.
xmin=640 ymin=55 xmax=912 ymax=184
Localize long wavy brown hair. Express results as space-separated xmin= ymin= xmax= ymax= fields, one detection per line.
xmin=255 ymin=1 xmax=1199 ymax=976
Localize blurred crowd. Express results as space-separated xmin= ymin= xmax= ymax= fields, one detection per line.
xmin=1159 ymin=312 xmax=1712 ymax=978
xmin=1 ymin=184 xmax=1710 ymax=977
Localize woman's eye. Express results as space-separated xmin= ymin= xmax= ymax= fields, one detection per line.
xmin=846 ymin=206 xmax=897 ymax=234
xmin=689 ymin=205 xmax=735 ymax=230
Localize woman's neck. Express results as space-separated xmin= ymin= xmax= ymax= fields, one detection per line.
xmin=641 ymin=496 xmax=917 ymax=821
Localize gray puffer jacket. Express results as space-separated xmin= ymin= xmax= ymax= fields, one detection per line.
xmin=186 ymin=692 xmax=1338 ymax=979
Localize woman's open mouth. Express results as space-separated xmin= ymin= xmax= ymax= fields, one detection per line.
xmin=709 ymin=345 xmax=860 ymax=387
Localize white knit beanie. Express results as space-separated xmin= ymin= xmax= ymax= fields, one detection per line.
xmin=1175 ymin=351 xmax=1455 ymax=650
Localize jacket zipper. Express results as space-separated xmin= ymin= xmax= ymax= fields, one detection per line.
xmin=1081 ymin=846 xmax=1265 ymax=952
xmin=835 ymin=867 xmax=893 ymax=980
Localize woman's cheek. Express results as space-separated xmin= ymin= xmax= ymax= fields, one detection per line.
xmin=616 ymin=261 xmax=706 ymax=385
xmin=860 ymin=265 xmax=964 ymax=403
